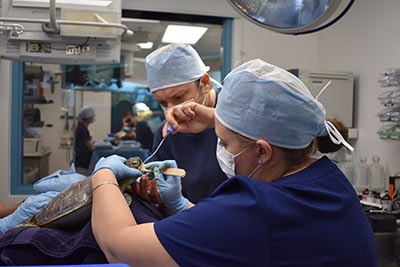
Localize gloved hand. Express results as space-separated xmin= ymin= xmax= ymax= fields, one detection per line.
xmin=145 ymin=160 xmax=188 ymax=214
xmin=92 ymin=155 xmax=142 ymax=180
xmin=33 ymin=170 xmax=86 ymax=193
xmin=0 ymin=191 xmax=59 ymax=233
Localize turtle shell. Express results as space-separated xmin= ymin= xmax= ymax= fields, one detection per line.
xmin=28 ymin=177 xmax=92 ymax=228
xmin=26 ymin=157 xmax=143 ymax=228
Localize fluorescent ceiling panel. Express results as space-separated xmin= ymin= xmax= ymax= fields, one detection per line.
xmin=162 ymin=25 xmax=208 ymax=45
xmin=138 ymin=42 xmax=153 ymax=49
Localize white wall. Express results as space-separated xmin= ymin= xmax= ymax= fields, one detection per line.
xmin=317 ymin=0 xmax=400 ymax=178
xmin=1 ymin=0 xmax=400 ymax=204
xmin=0 ymin=60 xmax=17 ymax=204
xmin=36 ymin=68 xmax=73 ymax=173
xmin=231 ymin=19 xmax=320 ymax=71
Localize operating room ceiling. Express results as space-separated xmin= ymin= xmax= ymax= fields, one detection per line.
xmin=121 ymin=18 xmax=223 ymax=62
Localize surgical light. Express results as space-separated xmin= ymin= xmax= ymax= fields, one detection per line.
xmin=227 ymin=0 xmax=354 ymax=35
xmin=161 ymin=25 xmax=207 ymax=45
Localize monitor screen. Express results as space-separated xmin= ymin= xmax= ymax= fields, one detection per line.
xmin=64 ymin=60 xmax=124 ymax=89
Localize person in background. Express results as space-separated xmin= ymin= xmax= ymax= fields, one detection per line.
xmin=132 ymin=103 xmax=154 ymax=151
xmin=114 ymin=111 xmax=137 ymax=143
xmin=90 ymin=59 xmax=377 ymax=266
xmin=74 ymin=106 xmax=95 ymax=175
xmin=114 ymin=104 xmax=154 ymax=150
xmin=133 ymin=102 xmax=153 ymax=123
xmin=142 ymin=43 xmax=227 ymax=204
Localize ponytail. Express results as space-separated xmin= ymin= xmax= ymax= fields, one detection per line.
xmin=317 ymin=118 xmax=348 ymax=154
xmin=280 ymin=117 xmax=348 ymax=166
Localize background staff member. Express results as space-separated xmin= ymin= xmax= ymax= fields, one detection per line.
xmin=114 ymin=104 xmax=154 ymax=150
xmin=74 ymin=106 xmax=95 ymax=175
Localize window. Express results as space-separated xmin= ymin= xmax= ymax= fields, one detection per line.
xmin=10 ymin=11 xmax=232 ymax=194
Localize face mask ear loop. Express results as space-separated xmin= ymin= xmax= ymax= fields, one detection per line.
xmin=201 ymin=77 xmax=223 ymax=105
xmin=209 ymin=77 xmax=223 ymax=90
xmin=194 ymin=79 xmax=201 ymax=102
xmin=325 ymin=121 xmax=354 ymax=152
xmin=195 ymin=77 xmax=209 ymax=106
xmin=324 ymin=120 xmax=359 ymax=184
xmin=249 ymin=160 xmax=263 ymax=178
xmin=316 ymin=80 xmax=332 ymax=101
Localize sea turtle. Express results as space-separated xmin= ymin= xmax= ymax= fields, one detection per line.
xmin=25 ymin=157 xmax=143 ymax=228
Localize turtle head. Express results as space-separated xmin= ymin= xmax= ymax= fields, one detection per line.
xmin=125 ymin=157 xmax=143 ymax=169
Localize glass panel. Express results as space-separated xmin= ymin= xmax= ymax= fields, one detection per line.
xmin=231 ymin=0 xmax=332 ymax=28
xmin=20 ymin=16 xmax=223 ymax=185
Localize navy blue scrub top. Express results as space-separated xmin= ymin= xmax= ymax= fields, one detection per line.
xmin=154 ymin=156 xmax=378 ymax=266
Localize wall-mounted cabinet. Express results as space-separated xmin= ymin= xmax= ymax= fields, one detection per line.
xmin=289 ymin=69 xmax=356 ymax=137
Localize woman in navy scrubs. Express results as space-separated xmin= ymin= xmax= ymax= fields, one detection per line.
xmin=91 ymin=59 xmax=378 ymax=266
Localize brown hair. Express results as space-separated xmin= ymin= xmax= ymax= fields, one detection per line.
xmin=280 ymin=142 xmax=315 ymax=166
xmin=316 ymin=117 xmax=348 ymax=154
xmin=280 ymin=117 xmax=348 ymax=165
xmin=123 ymin=111 xmax=134 ymax=118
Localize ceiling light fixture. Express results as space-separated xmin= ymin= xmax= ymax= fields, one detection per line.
xmin=162 ymin=25 xmax=208 ymax=44
xmin=138 ymin=41 xmax=153 ymax=49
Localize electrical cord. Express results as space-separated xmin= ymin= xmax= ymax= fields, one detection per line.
xmin=41 ymin=0 xmax=59 ymax=34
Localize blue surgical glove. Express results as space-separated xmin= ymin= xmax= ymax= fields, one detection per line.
xmin=33 ymin=171 xmax=86 ymax=193
xmin=145 ymin=160 xmax=188 ymax=214
xmin=0 ymin=191 xmax=58 ymax=233
xmin=92 ymin=155 xmax=142 ymax=180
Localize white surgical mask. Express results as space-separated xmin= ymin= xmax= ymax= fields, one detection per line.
xmin=161 ymin=79 xmax=206 ymax=113
xmin=217 ymin=138 xmax=264 ymax=178
xmin=216 ymin=138 xmax=254 ymax=178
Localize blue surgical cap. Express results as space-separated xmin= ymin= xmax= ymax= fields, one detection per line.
xmin=145 ymin=44 xmax=210 ymax=92
xmin=77 ymin=106 xmax=95 ymax=120
xmin=215 ymin=59 xmax=327 ymax=149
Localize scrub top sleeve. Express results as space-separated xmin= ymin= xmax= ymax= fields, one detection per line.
xmin=154 ymin=178 xmax=271 ymax=266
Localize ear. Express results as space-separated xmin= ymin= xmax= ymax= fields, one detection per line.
xmin=200 ymin=73 xmax=212 ymax=94
xmin=255 ymin=140 xmax=272 ymax=164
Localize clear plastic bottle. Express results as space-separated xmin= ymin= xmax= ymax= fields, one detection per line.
xmin=339 ymin=154 xmax=355 ymax=185
xmin=355 ymin=157 xmax=370 ymax=193
xmin=382 ymin=191 xmax=392 ymax=211
xmin=366 ymin=190 xmax=374 ymax=203
xmin=369 ymin=155 xmax=385 ymax=192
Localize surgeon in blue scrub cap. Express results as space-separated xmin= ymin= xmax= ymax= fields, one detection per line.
xmin=136 ymin=43 xmax=227 ymax=205
xmin=146 ymin=44 xmax=210 ymax=93
xmin=90 ymin=59 xmax=378 ymax=266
